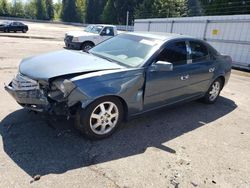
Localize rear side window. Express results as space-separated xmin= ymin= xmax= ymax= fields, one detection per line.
xmin=189 ymin=41 xmax=209 ymax=62
xmin=157 ymin=41 xmax=187 ymax=66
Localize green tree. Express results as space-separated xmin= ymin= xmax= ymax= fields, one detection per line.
xmin=155 ymin=0 xmax=187 ymax=18
xmin=45 ymin=0 xmax=54 ymax=20
xmin=0 ymin=0 xmax=11 ymax=16
xmin=135 ymin=0 xmax=157 ymax=19
xmin=200 ymin=0 xmax=250 ymax=15
xmin=24 ymin=0 xmax=36 ymax=19
xmin=36 ymin=0 xmax=47 ymax=19
xmin=86 ymin=0 xmax=107 ymax=23
xmin=76 ymin=0 xmax=86 ymax=23
xmin=135 ymin=0 xmax=187 ymax=19
xmin=54 ymin=0 xmax=62 ymax=20
xmin=114 ymin=0 xmax=137 ymax=25
xmin=188 ymin=0 xmax=203 ymax=16
xmin=11 ymin=0 xmax=25 ymax=17
xmin=101 ymin=0 xmax=117 ymax=24
xmin=61 ymin=0 xmax=79 ymax=22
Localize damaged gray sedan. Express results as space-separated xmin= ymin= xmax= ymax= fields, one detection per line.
xmin=5 ymin=32 xmax=231 ymax=139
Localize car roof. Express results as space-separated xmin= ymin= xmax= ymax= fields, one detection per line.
xmin=125 ymin=32 xmax=196 ymax=42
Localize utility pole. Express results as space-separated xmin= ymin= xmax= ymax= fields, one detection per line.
xmin=14 ymin=0 xmax=16 ymax=16
xmin=126 ymin=11 xmax=129 ymax=31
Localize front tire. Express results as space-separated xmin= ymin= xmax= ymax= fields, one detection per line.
xmin=22 ymin=29 xmax=27 ymax=33
xmin=81 ymin=42 xmax=94 ymax=52
xmin=202 ymin=78 xmax=223 ymax=104
xmin=75 ymin=97 xmax=124 ymax=140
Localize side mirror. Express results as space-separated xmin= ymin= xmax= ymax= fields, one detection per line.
xmin=151 ymin=61 xmax=173 ymax=72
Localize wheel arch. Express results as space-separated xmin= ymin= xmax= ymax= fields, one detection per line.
xmin=81 ymin=40 xmax=95 ymax=47
xmin=216 ymin=75 xmax=225 ymax=89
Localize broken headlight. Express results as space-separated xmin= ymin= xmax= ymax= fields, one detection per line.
xmin=52 ymin=79 xmax=76 ymax=97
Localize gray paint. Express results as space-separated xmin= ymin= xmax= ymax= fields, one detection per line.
xmin=20 ymin=50 xmax=124 ymax=80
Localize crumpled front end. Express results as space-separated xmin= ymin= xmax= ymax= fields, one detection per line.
xmin=4 ymin=73 xmax=80 ymax=115
xmin=5 ymin=73 xmax=50 ymax=112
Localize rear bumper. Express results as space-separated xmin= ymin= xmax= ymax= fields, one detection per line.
xmin=5 ymin=82 xmax=49 ymax=112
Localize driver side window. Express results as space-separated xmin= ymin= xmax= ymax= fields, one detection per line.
xmin=101 ymin=27 xmax=114 ymax=36
xmin=157 ymin=41 xmax=187 ymax=66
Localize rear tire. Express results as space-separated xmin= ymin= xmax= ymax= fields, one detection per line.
xmin=202 ymin=78 xmax=223 ymax=104
xmin=75 ymin=97 xmax=124 ymax=140
xmin=81 ymin=42 xmax=94 ymax=52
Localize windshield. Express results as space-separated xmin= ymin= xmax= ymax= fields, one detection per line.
xmin=89 ymin=34 xmax=162 ymax=67
xmin=84 ymin=25 xmax=93 ymax=32
xmin=85 ymin=25 xmax=104 ymax=34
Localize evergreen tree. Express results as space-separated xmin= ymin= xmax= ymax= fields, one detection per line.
xmin=101 ymin=0 xmax=117 ymax=24
xmin=46 ymin=0 xmax=54 ymax=20
xmin=11 ymin=0 xmax=25 ymax=17
xmin=85 ymin=0 xmax=94 ymax=23
xmin=188 ymin=0 xmax=203 ymax=16
xmin=200 ymin=0 xmax=250 ymax=15
xmin=24 ymin=0 xmax=36 ymax=19
xmin=61 ymin=0 xmax=79 ymax=22
xmin=135 ymin=0 xmax=157 ymax=19
xmin=0 ymin=0 xmax=11 ymax=16
xmin=54 ymin=0 xmax=62 ymax=20
xmin=135 ymin=0 xmax=187 ymax=19
xmin=76 ymin=0 xmax=86 ymax=23
xmin=36 ymin=0 xmax=47 ymax=20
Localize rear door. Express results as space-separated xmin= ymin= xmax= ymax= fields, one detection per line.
xmin=186 ymin=40 xmax=218 ymax=95
xmin=17 ymin=22 xmax=24 ymax=31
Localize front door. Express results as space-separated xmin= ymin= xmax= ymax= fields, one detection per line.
xmin=98 ymin=27 xmax=115 ymax=44
xmin=144 ymin=40 xmax=194 ymax=110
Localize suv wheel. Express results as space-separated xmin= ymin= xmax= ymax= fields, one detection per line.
xmin=202 ymin=78 xmax=223 ymax=104
xmin=22 ymin=29 xmax=27 ymax=33
xmin=75 ymin=97 xmax=124 ymax=140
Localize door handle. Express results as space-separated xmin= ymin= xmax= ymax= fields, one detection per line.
xmin=209 ymin=67 xmax=215 ymax=73
xmin=180 ymin=75 xmax=190 ymax=80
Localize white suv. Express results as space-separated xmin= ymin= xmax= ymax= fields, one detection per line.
xmin=64 ymin=25 xmax=118 ymax=51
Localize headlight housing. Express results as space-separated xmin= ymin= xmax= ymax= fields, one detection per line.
xmin=53 ymin=79 xmax=76 ymax=97
xmin=72 ymin=37 xmax=79 ymax=42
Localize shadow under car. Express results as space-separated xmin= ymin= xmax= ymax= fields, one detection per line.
xmin=0 ymin=96 xmax=237 ymax=177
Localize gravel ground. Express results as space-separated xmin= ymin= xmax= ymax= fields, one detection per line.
xmin=0 ymin=21 xmax=250 ymax=188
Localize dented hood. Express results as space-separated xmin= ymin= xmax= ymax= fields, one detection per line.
xmin=19 ymin=50 xmax=124 ymax=81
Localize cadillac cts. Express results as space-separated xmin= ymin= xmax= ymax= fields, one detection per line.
xmin=5 ymin=32 xmax=232 ymax=139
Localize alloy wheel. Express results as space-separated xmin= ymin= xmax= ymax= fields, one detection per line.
xmin=209 ymin=81 xmax=221 ymax=101
xmin=89 ymin=101 xmax=119 ymax=135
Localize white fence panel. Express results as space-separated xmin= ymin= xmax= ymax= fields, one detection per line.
xmin=173 ymin=22 xmax=205 ymax=38
xmin=134 ymin=15 xmax=250 ymax=70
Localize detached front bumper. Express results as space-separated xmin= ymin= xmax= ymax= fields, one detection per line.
xmin=5 ymin=82 xmax=50 ymax=112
